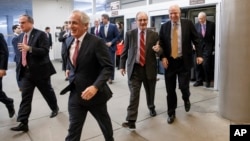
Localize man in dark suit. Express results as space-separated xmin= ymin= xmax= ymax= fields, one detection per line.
xmin=12 ymin=24 xmax=22 ymax=90
xmin=99 ymin=14 xmax=120 ymax=84
xmin=45 ymin=26 xmax=53 ymax=49
xmin=193 ymin=12 xmax=215 ymax=88
xmin=159 ymin=5 xmax=203 ymax=124
xmin=0 ymin=33 xmax=15 ymax=118
xmin=58 ymin=21 xmax=70 ymax=80
xmin=10 ymin=15 xmax=59 ymax=132
xmin=120 ymin=12 xmax=162 ymax=129
xmin=61 ymin=10 xmax=114 ymax=141
xmin=90 ymin=18 xmax=100 ymax=36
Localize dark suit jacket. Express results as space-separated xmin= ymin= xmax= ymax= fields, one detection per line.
xmin=195 ymin=20 xmax=215 ymax=55
xmin=58 ymin=30 xmax=68 ymax=55
xmin=99 ymin=23 xmax=119 ymax=52
xmin=48 ymin=32 xmax=53 ymax=47
xmin=16 ymin=28 xmax=56 ymax=80
xmin=61 ymin=33 xmax=113 ymax=106
xmin=12 ymin=34 xmax=21 ymax=63
xmin=0 ymin=33 xmax=8 ymax=70
xmin=120 ymin=29 xmax=160 ymax=80
xmin=159 ymin=19 xmax=202 ymax=70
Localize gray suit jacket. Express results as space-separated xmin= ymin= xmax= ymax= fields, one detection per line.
xmin=120 ymin=28 xmax=160 ymax=80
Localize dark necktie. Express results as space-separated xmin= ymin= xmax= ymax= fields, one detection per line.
xmin=22 ymin=34 xmax=28 ymax=67
xmin=95 ymin=26 xmax=98 ymax=35
xmin=139 ymin=31 xmax=145 ymax=66
xmin=72 ymin=39 xmax=80 ymax=67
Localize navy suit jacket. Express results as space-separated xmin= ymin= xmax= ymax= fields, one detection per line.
xmin=159 ymin=19 xmax=202 ymax=69
xmin=12 ymin=34 xmax=21 ymax=63
xmin=58 ymin=30 xmax=69 ymax=55
xmin=61 ymin=33 xmax=113 ymax=106
xmin=195 ymin=20 xmax=215 ymax=55
xmin=99 ymin=23 xmax=119 ymax=52
xmin=0 ymin=33 xmax=8 ymax=70
xmin=16 ymin=28 xmax=56 ymax=80
xmin=120 ymin=28 xmax=160 ymax=80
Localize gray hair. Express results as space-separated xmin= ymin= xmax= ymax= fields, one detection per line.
xmin=72 ymin=10 xmax=90 ymax=24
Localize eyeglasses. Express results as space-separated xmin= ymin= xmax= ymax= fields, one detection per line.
xmin=137 ymin=19 xmax=148 ymax=22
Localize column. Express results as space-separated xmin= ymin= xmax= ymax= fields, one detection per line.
xmin=219 ymin=0 xmax=250 ymax=122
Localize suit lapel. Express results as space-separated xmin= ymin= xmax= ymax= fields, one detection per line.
xmin=28 ymin=29 xmax=35 ymax=45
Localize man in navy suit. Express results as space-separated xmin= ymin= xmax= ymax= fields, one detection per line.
xmin=159 ymin=4 xmax=203 ymax=124
xmin=10 ymin=15 xmax=59 ymax=132
xmin=90 ymin=18 xmax=100 ymax=36
xmin=193 ymin=12 xmax=215 ymax=88
xmin=61 ymin=10 xmax=114 ymax=141
xmin=45 ymin=26 xmax=53 ymax=49
xmin=0 ymin=33 xmax=15 ymax=118
xmin=12 ymin=24 xmax=22 ymax=90
xmin=99 ymin=14 xmax=120 ymax=84
xmin=58 ymin=21 xmax=70 ymax=79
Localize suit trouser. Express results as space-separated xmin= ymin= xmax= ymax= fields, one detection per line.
xmin=17 ymin=69 xmax=58 ymax=124
xmin=164 ymin=58 xmax=191 ymax=116
xmin=66 ymin=90 xmax=113 ymax=141
xmin=126 ymin=64 xmax=156 ymax=122
xmin=108 ymin=48 xmax=115 ymax=80
xmin=0 ymin=77 xmax=13 ymax=106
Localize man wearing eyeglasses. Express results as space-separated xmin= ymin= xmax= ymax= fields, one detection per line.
xmin=120 ymin=11 xmax=162 ymax=129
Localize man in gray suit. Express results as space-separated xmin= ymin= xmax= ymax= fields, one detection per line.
xmin=120 ymin=11 xmax=161 ymax=129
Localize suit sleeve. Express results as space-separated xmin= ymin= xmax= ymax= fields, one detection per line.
xmin=190 ymin=21 xmax=202 ymax=57
xmin=119 ymin=31 xmax=130 ymax=69
xmin=0 ymin=33 xmax=9 ymax=70
xmin=93 ymin=39 xmax=113 ymax=89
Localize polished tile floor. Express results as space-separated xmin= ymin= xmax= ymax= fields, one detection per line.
xmin=0 ymin=61 xmax=231 ymax=141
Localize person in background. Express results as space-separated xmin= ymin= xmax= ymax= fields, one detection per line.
xmin=45 ymin=26 xmax=53 ymax=49
xmin=90 ymin=18 xmax=100 ymax=36
xmin=193 ymin=11 xmax=215 ymax=88
xmin=60 ymin=10 xmax=114 ymax=141
xmin=115 ymin=21 xmax=124 ymax=70
xmin=99 ymin=13 xmax=120 ymax=84
xmin=159 ymin=4 xmax=203 ymax=124
xmin=58 ymin=21 xmax=70 ymax=80
xmin=12 ymin=24 xmax=22 ymax=90
xmin=10 ymin=14 xmax=59 ymax=132
xmin=120 ymin=11 xmax=162 ymax=129
xmin=0 ymin=33 xmax=15 ymax=118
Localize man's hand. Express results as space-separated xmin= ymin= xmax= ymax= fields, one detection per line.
xmin=0 ymin=70 xmax=6 ymax=77
xmin=162 ymin=57 xmax=169 ymax=69
xmin=120 ymin=68 xmax=126 ymax=76
xmin=81 ymin=85 xmax=98 ymax=100
xmin=152 ymin=41 xmax=160 ymax=52
xmin=196 ymin=57 xmax=203 ymax=64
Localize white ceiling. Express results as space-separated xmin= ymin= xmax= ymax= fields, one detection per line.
xmin=0 ymin=0 xmax=110 ymax=24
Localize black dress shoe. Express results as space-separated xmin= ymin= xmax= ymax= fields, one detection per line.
xmin=122 ymin=122 xmax=136 ymax=129
xmin=167 ymin=115 xmax=175 ymax=124
xmin=10 ymin=123 xmax=29 ymax=132
xmin=149 ymin=109 xmax=156 ymax=117
xmin=193 ymin=82 xmax=203 ymax=87
xmin=6 ymin=101 xmax=15 ymax=118
xmin=184 ymin=100 xmax=191 ymax=112
xmin=50 ymin=107 xmax=59 ymax=118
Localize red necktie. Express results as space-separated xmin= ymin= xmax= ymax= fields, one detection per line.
xmin=139 ymin=31 xmax=145 ymax=66
xmin=22 ymin=34 xmax=28 ymax=67
xmin=72 ymin=39 xmax=80 ymax=67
